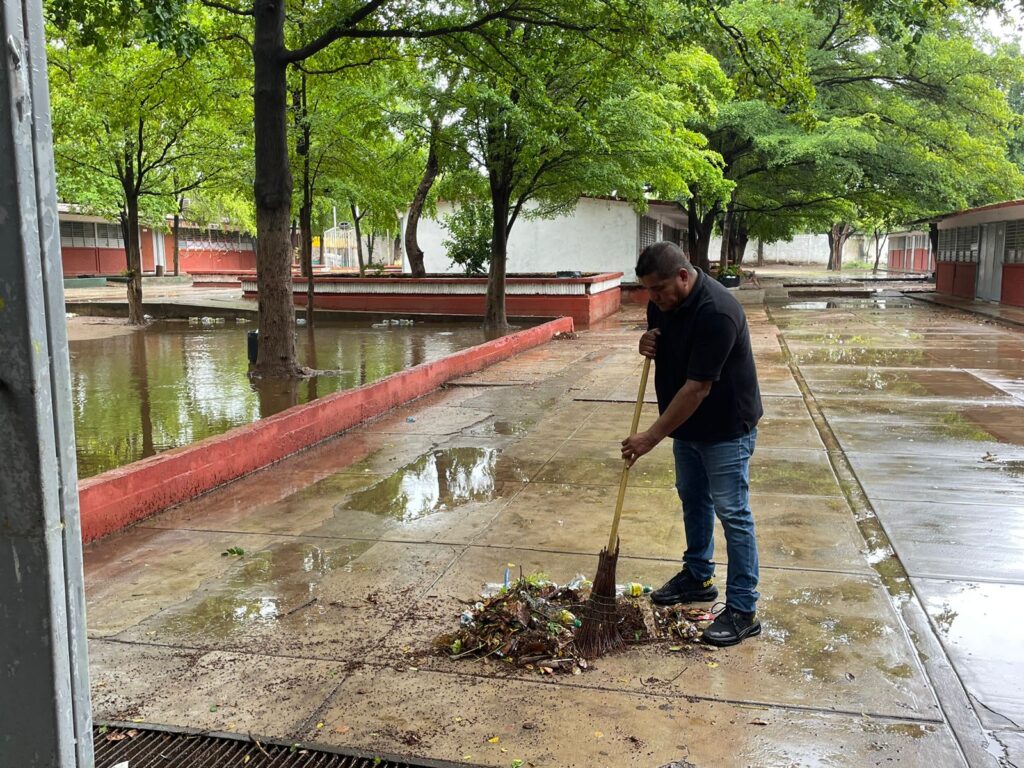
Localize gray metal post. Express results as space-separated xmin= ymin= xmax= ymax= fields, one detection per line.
xmin=0 ymin=0 xmax=94 ymax=764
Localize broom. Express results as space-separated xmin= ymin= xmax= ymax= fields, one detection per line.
xmin=575 ymin=355 xmax=651 ymax=659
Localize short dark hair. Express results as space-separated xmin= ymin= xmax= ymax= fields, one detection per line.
xmin=636 ymin=241 xmax=695 ymax=279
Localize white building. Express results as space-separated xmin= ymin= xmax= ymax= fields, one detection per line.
xmin=403 ymin=196 xmax=688 ymax=278
xmin=403 ymin=195 xmax=867 ymax=276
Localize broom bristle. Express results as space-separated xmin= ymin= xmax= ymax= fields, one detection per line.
xmin=575 ymin=540 xmax=624 ymax=659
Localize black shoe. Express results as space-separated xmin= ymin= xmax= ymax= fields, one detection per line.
xmin=650 ymin=568 xmax=718 ymax=606
xmin=701 ymin=604 xmax=761 ymax=647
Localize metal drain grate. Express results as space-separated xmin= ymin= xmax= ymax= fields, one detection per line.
xmin=93 ymin=724 xmax=463 ymax=768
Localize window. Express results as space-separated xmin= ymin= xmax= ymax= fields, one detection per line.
xmin=58 ymin=220 xmax=96 ymax=247
xmin=936 ymin=229 xmax=954 ymax=262
xmin=1005 ymin=220 xmax=1024 ymax=264
xmin=640 ymin=216 xmax=657 ymax=249
xmin=96 ymin=222 xmax=124 ymax=248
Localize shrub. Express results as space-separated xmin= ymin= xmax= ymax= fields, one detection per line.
xmin=443 ymin=201 xmax=492 ymax=276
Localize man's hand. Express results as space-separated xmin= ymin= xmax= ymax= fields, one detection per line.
xmin=621 ymin=430 xmax=661 ymax=468
xmin=639 ymin=329 xmax=660 ymax=358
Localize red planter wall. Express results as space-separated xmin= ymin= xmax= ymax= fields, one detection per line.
xmin=290 ymin=292 xmax=618 ymax=325
xmin=77 ymin=317 xmax=574 ymax=543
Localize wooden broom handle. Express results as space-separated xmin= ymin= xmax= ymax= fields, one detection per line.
xmin=607 ymin=355 xmax=652 ymax=551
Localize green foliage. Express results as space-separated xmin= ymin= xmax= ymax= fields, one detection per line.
xmin=442 ymin=201 xmax=492 ymax=276
xmin=48 ymin=24 xmax=251 ymax=226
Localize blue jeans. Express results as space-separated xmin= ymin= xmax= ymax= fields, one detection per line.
xmin=673 ymin=430 xmax=759 ymax=613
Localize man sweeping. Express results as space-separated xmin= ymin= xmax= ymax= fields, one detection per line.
xmin=620 ymin=241 xmax=763 ymax=647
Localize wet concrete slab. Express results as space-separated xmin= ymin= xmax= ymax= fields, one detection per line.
xmin=870 ymin=500 xmax=1024 ymax=583
xmin=798 ymin=367 xmax=1012 ymax=400
xmin=844 ymin=451 xmax=1024 ymax=506
xmin=82 ymin=296 xmax=1024 ymax=765
xmin=474 ymin=484 xmax=868 ymax=573
xmin=773 ymin=294 xmax=1024 ymax=763
xmin=307 ymin=666 xmax=959 ymax=768
xmin=413 ymin=547 xmax=939 ymax=720
xmin=89 ymin=640 xmax=344 ymax=736
xmin=913 ymin=579 xmax=1024 ymax=730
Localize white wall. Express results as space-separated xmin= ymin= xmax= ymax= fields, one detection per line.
xmin=711 ymin=233 xmax=868 ymax=266
xmin=405 ymin=197 xmax=639 ymax=276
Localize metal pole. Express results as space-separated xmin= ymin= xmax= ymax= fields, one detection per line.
xmin=0 ymin=0 xmax=94 ymax=764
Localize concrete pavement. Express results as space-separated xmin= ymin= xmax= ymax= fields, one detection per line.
xmin=83 ymin=294 xmax=1023 ymax=766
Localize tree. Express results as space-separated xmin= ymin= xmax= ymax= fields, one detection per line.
xmin=435 ymin=30 xmax=728 ymax=327
xmin=680 ymin=0 xmax=1024 ymax=271
xmin=49 ymin=31 xmax=247 ymax=323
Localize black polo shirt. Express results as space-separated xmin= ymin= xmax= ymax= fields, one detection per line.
xmin=647 ymin=271 xmax=762 ymax=442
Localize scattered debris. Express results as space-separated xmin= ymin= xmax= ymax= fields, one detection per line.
xmin=221 ymin=547 xmax=245 ymax=558
xmin=437 ymin=573 xmax=712 ymax=674
xmin=551 ymin=331 xmax=578 ymax=341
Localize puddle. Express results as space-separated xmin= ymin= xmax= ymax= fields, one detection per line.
xmin=342 ymin=447 xmax=524 ymax=521
xmin=70 ymin=321 xmax=510 ymax=478
xmin=854 ymin=514 xmax=911 ymax=601
xmin=160 ymin=539 xmax=371 ymax=637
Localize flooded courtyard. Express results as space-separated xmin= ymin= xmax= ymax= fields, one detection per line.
xmin=81 ymin=294 xmax=1024 ymax=766
xmin=69 ymin=320 xmax=508 ymax=477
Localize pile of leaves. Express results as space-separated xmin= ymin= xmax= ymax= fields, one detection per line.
xmin=437 ymin=574 xmax=713 ymax=675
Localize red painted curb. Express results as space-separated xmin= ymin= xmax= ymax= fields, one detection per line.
xmin=78 ymin=316 xmax=574 ymax=543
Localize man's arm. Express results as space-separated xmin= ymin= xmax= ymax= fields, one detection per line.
xmin=621 ymin=378 xmax=711 ymax=467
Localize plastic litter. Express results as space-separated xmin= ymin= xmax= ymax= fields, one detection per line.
xmin=618 ymin=582 xmax=653 ymax=597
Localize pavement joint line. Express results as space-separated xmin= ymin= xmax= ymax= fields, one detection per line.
xmin=770 ymin=305 xmax=999 ymax=768
xmin=86 ymin=636 xmax=946 ymax=728
xmin=910 ymin=573 xmax=1024 ymax=587
xmin=128 ymin=525 xmax=878 ymax=578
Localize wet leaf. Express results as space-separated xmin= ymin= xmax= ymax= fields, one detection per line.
xmin=221 ymin=547 xmax=245 ymax=558
xmin=511 ymin=761 xmax=525 ymax=768
xmin=749 ymin=719 xmax=768 ymax=726
xmin=707 ymin=662 xmax=719 ymax=668
xmin=594 ymin=731 xmax=604 ymax=739
xmin=488 ymin=736 xmax=500 ymax=743
xmin=334 ymin=725 xmax=350 ymax=734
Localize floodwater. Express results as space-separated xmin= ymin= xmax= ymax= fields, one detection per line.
xmin=69 ymin=320 xmax=509 ymax=478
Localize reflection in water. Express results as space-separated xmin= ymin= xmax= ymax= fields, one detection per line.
xmin=344 ymin=447 xmax=515 ymax=521
xmin=161 ymin=539 xmax=371 ymax=636
xmin=70 ymin=320 xmax=510 ymax=478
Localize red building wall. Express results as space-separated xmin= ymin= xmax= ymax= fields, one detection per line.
xmin=60 ymin=226 xmax=256 ymax=276
xmin=936 ymin=262 xmax=955 ymax=293
xmin=952 ymin=264 xmax=977 ymax=298
xmin=1002 ymin=265 xmax=1024 ymax=308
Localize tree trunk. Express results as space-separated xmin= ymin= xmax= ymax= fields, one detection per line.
xmin=252 ymin=0 xmax=300 ymax=377
xmin=718 ymin=209 xmax=731 ymax=273
xmin=123 ymin=189 xmax=145 ymax=325
xmin=365 ymin=231 xmax=375 ymax=264
xmin=827 ymin=222 xmax=851 ymax=271
xmin=685 ymin=197 xmax=719 ymax=273
xmin=299 ymin=161 xmax=314 ymax=325
xmin=732 ymin=222 xmax=749 ymax=266
xmin=172 ymin=201 xmax=181 ymax=276
xmin=873 ymin=229 xmax=884 ymax=273
xmin=351 ymin=204 xmax=365 ymax=275
xmin=485 ymin=182 xmax=510 ymax=331
xmin=131 ymin=331 xmax=154 ymax=458
xmin=756 ymin=239 xmax=765 ymax=267
xmin=405 ymin=120 xmax=440 ymax=278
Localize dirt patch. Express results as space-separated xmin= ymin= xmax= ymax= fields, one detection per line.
xmin=67 ymin=315 xmax=141 ymax=341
